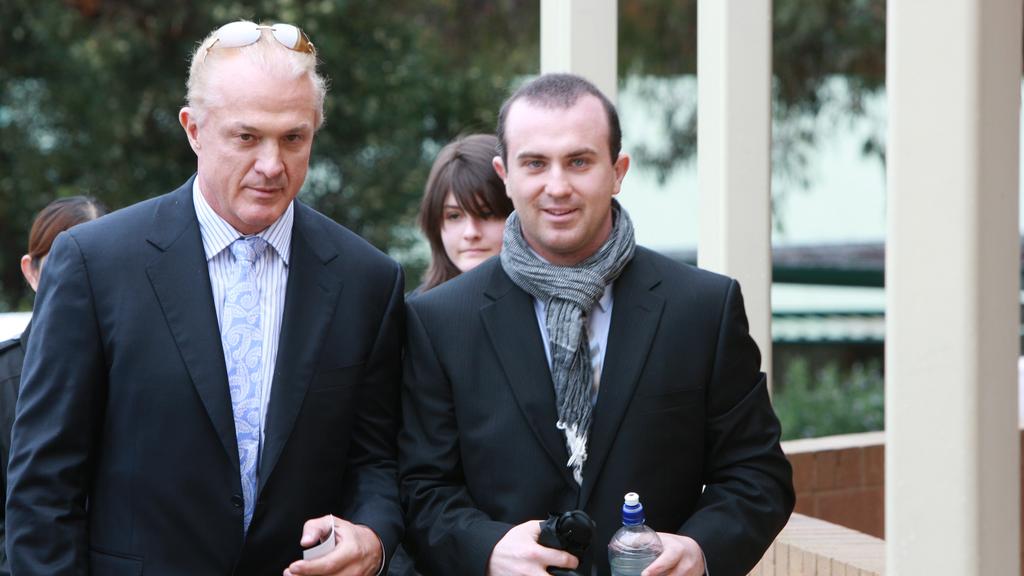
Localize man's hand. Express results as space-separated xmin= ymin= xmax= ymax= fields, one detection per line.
xmin=641 ymin=533 xmax=705 ymax=576
xmin=284 ymin=515 xmax=383 ymax=576
xmin=487 ymin=519 xmax=579 ymax=576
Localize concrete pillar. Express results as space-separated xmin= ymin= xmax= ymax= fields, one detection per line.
xmin=696 ymin=0 xmax=774 ymax=387
xmin=541 ymin=0 xmax=618 ymax=102
xmin=886 ymin=0 xmax=1021 ymax=573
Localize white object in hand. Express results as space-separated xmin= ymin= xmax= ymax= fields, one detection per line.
xmin=302 ymin=516 xmax=337 ymax=560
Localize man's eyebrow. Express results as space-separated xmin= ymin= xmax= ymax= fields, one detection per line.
xmin=228 ymin=123 xmax=314 ymax=133
xmin=227 ymin=123 xmax=260 ymax=133
xmin=514 ymin=147 xmax=599 ymax=160
xmin=514 ymin=150 xmax=548 ymax=160
xmin=566 ymin=147 xmax=599 ymax=157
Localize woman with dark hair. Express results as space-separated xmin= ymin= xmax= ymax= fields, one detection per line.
xmin=0 ymin=195 xmax=106 ymax=574
xmin=416 ymin=133 xmax=513 ymax=293
xmin=391 ymin=135 xmax=512 ymax=574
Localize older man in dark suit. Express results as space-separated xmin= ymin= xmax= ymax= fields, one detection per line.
xmin=7 ymin=21 xmax=402 ymax=575
xmin=399 ymin=74 xmax=794 ymax=576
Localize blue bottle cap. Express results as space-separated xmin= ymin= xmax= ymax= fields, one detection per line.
xmin=621 ymin=492 xmax=645 ymax=526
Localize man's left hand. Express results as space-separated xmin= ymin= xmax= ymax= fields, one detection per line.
xmin=284 ymin=515 xmax=383 ymax=576
xmin=641 ymin=533 xmax=705 ymax=576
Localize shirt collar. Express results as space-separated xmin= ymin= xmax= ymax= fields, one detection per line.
xmin=192 ymin=178 xmax=293 ymax=265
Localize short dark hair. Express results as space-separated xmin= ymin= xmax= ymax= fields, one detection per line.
xmin=495 ymin=73 xmax=621 ymax=166
xmin=27 ymin=196 xmax=107 ymax=269
xmin=418 ymin=134 xmax=513 ymax=291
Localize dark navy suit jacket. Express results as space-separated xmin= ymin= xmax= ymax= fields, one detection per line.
xmin=0 ymin=323 xmax=27 ymax=576
xmin=6 ymin=179 xmax=405 ymax=575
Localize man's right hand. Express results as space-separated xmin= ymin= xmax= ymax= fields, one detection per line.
xmin=487 ymin=519 xmax=580 ymax=576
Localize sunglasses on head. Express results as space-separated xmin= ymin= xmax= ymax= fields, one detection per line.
xmin=208 ymin=21 xmax=315 ymax=56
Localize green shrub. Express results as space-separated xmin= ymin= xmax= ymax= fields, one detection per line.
xmin=773 ymin=358 xmax=884 ymax=440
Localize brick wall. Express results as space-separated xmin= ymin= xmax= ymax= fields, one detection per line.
xmin=748 ymin=513 xmax=885 ymax=576
xmin=785 ymin=429 xmax=1024 ymax=574
xmin=783 ymin=431 xmax=886 ymax=539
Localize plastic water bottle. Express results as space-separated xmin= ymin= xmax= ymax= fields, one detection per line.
xmin=608 ymin=492 xmax=663 ymax=576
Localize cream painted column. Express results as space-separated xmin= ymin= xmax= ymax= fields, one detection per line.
xmin=540 ymin=0 xmax=617 ymax=102
xmin=886 ymin=0 xmax=1021 ymax=573
xmin=696 ymin=0 xmax=773 ymax=387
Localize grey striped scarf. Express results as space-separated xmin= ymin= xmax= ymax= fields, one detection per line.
xmin=500 ymin=200 xmax=636 ymax=484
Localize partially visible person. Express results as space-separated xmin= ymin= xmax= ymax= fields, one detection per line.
xmin=7 ymin=21 xmax=404 ymax=575
xmin=0 ymin=195 xmax=106 ymax=576
xmin=392 ymin=136 xmax=512 ymax=573
xmin=416 ymin=134 xmax=513 ymax=293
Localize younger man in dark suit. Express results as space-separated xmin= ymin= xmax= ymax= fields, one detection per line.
xmin=399 ymin=73 xmax=794 ymax=576
xmin=7 ymin=21 xmax=403 ymax=575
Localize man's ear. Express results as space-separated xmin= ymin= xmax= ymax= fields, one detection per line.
xmin=179 ymin=107 xmax=202 ymax=154
xmin=492 ymin=156 xmax=508 ymax=182
xmin=611 ymin=152 xmax=630 ymax=196
xmin=20 ymin=255 xmax=39 ymax=292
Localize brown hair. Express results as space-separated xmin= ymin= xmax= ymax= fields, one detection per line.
xmin=26 ymin=196 xmax=107 ymax=270
xmin=418 ymin=134 xmax=513 ymax=292
xmin=495 ymin=73 xmax=622 ymax=166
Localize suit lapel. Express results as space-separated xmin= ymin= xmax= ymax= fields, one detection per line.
xmin=258 ymin=204 xmax=341 ymax=493
xmin=579 ymin=251 xmax=665 ymax=508
xmin=479 ymin=264 xmax=577 ymax=489
xmin=145 ymin=179 xmax=239 ymax=471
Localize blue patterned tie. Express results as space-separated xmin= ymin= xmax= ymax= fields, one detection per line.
xmin=221 ymin=236 xmax=268 ymax=534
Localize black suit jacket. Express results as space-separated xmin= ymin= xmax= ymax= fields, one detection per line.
xmin=0 ymin=323 xmax=27 ymax=576
xmin=6 ymin=178 xmax=405 ymax=575
xmin=399 ymin=248 xmax=793 ymax=576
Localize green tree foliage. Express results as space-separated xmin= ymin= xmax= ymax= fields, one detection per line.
xmin=0 ymin=0 xmax=538 ymax=309
xmin=1 ymin=0 xmax=895 ymax=309
xmin=773 ymin=358 xmax=885 ymax=440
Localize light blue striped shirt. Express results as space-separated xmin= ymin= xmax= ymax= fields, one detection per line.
xmin=193 ymin=180 xmax=293 ymax=453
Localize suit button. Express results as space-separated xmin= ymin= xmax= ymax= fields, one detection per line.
xmin=231 ymin=494 xmax=243 ymax=508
